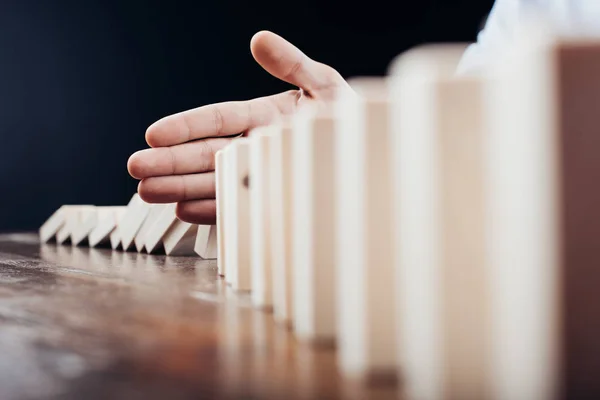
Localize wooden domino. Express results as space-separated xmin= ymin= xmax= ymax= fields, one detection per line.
xmin=71 ymin=206 xmax=125 ymax=247
xmin=110 ymin=194 xmax=150 ymax=251
xmin=134 ymin=204 xmax=167 ymax=252
xmin=88 ymin=206 xmax=127 ymax=247
xmin=39 ymin=205 xmax=80 ymax=243
xmin=389 ymin=44 xmax=489 ymax=399
xmin=334 ymin=78 xmax=397 ymax=381
xmin=291 ymin=104 xmax=336 ymax=345
xmin=249 ymin=126 xmax=278 ymax=310
xmin=485 ymin=34 xmax=600 ymax=399
xmin=225 ymin=138 xmax=252 ymax=292
xmin=162 ymin=218 xmax=198 ymax=256
xmin=270 ymin=120 xmax=294 ymax=326
xmin=144 ymin=203 xmax=177 ymax=254
xmin=215 ymin=149 xmax=227 ymax=276
xmin=55 ymin=205 xmax=96 ymax=245
xmin=194 ymin=225 xmax=217 ymax=259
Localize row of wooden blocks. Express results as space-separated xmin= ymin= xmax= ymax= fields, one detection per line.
xmin=38 ymin=194 xmax=217 ymax=258
xmin=217 ymin=34 xmax=600 ymax=399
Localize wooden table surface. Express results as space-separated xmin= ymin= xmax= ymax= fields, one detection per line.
xmin=0 ymin=233 xmax=399 ymax=400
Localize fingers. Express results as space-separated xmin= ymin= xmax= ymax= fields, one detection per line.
xmin=145 ymin=91 xmax=297 ymax=147
xmin=250 ymin=30 xmax=346 ymax=97
xmin=138 ymin=172 xmax=215 ymax=203
xmin=176 ymin=200 xmax=217 ymax=225
xmin=128 ymin=137 xmax=232 ymax=179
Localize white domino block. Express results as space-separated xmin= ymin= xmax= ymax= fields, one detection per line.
xmin=88 ymin=206 xmax=127 ymax=247
xmin=249 ymin=127 xmax=277 ymax=309
xmin=194 ymin=225 xmax=217 ymax=259
xmin=390 ymin=44 xmax=489 ymax=399
xmin=215 ymin=150 xmax=227 ymax=276
xmin=55 ymin=206 xmax=96 ymax=245
xmin=110 ymin=194 xmax=149 ymax=250
xmin=270 ymin=121 xmax=294 ymax=325
xmin=144 ymin=203 xmax=177 ymax=254
xmin=335 ymin=78 xmax=396 ymax=380
xmin=39 ymin=205 xmax=79 ymax=243
xmin=226 ymin=139 xmax=252 ymax=292
xmin=162 ymin=219 xmax=198 ymax=256
xmin=134 ymin=204 xmax=166 ymax=252
xmin=292 ymin=104 xmax=336 ymax=344
xmin=485 ymin=34 xmax=600 ymax=400
xmin=71 ymin=206 xmax=126 ymax=246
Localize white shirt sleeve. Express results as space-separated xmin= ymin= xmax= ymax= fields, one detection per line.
xmin=456 ymin=0 xmax=522 ymax=75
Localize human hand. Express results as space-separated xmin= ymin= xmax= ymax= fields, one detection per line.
xmin=127 ymin=30 xmax=350 ymax=224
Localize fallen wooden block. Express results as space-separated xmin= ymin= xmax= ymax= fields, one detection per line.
xmin=39 ymin=205 xmax=81 ymax=243
xmin=390 ymin=43 xmax=488 ymax=399
xmin=134 ymin=204 xmax=168 ymax=252
xmin=71 ymin=206 xmax=125 ymax=247
xmin=291 ymin=104 xmax=336 ymax=345
xmin=88 ymin=206 xmax=127 ymax=247
xmin=194 ymin=225 xmax=217 ymax=259
xmin=485 ymin=34 xmax=600 ymax=399
xmin=162 ymin=218 xmax=198 ymax=256
xmin=55 ymin=205 xmax=96 ymax=245
xmin=270 ymin=120 xmax=295 ymax=326
xmin=110 ymin=193 xmax=150 ymax=251
xmin=249 ymin=126 xmax=278 ymax=310
xmin=144 ymin=203 xmax=177 ymax=254
xmin=334 ymin=77 xmax=397 ymax=382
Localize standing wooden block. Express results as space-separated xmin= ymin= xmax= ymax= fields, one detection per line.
xmin=215 ymin=150 xmax=227 ymax=276
xmin=110 ymin=194 xmax=149 ymax=250
xmin=134 ymin=204 xmax=167 ymax=252
xmin=225 ymin=139 xmax=252 ymax=292
xmin=249 ymin=126 xmax=277 ymax=310
xmin=485 ymin=35 xmax=600 ymax=400
xmin=144 ymin=203 xmax=177 ymax=254
xmin=291 ymin=104 xmax=336 ymax=345
xmin=55 ymin=205 xmax=96 ymax=245
xmin=334 ymin=78 xmax=396 ymax=381
xmin=88 ymin=206 xmax=127 ymax=247
xmin=162 ymin=219 xmax=198 ymax=256
xmin=194 ymin=225 xmax=217 ymax=259
xmin=270 ymin=120 xmax=294 ymax=325
xmin=390 ymin=44 xmax=489 ymax=400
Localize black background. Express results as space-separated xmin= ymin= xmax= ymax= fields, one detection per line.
xmin=0 ymin=0 xmax=494 ymax=232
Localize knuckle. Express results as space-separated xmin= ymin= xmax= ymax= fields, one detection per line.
xmin=211 ymin=106 xmax=225 ymax=136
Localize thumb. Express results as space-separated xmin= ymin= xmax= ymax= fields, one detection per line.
xmin=250 ymin=30 xmax=347 ymax=99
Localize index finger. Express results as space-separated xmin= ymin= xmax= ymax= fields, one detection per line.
xmin=145 ymin=91 xmax=297 ymax=147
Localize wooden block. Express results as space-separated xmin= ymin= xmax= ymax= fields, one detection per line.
xmin=485 ymin=35 xmax=600 ymax=400
xmin=55 ymin=206 xmax=96 ymax=245
xmin=291 ymin=104 xmax=336 ymax=345
xmin=134 ymin=204 xmax=167 ymax=252
xmin=194 ymin=225 xmax=217 ymax=259
xmin=389 ymin=44 xmax=489 ymax=400
xmin=39 ymin=205 xmax=78 ymax=243
xmin=109 ymin=194 xmax=150 ymax=251
xmin=334 ymin=78 xmax=396 ymax=380
xmin=71 ymin=206 xmax=124 ymax=247
xmin=249 ymin=126 xmax=278 ymax=310
xmin=162 ymin=219 xmax=197 ymax=256
xmin=270 ymin=120 xmax=294 ymax=325
xmin=215 ymin=149 xmax=227 ymax=276
xmin=226 ymin=138 xmax=252 ymax=292
xmin=144 ymin=203 xmax=177 ymax=254
xmin=88 ymin=206 xmax=127 ymax=247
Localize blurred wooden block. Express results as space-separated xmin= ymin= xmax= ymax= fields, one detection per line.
xmin=270 ymin=121 xmax=295 ymax=326
xmin=88 ymin=206 xmax=127 ymax=247
xmin=110 ymin=194 xmax=151 ymax=251
xmin=194 ymin=225 xmax=217 ymax=259
xmin=39 ymin=205 xmax=79 ymax=243
xmin=292 ymin=104 xmax=336 ymax=345
xmin=249 ymin=127 xmax=277 ymax=310
xmin=72 ymin=206 xmax=126 ymax=247
xmin=390 ymin=44 xmax=488 ymax=399
xmin=134 ymin=204 xmax=167 ymax=252
xmin=215 ymin=150 xmax=227 ymax=276
xmin=55 ymin=206 xmax=96 ymax=245
xmin=334 ymin=78 xmax=396 ymax=381
xmin=162 ymin=219 xmax=197 ymax=256
xmin=226 ymin=139 xmax=252 ymax=292
xmin=144 ymin=203 xmax=177 ymax=254
xmin=485 ymin=35 xmax=600 ymax=399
